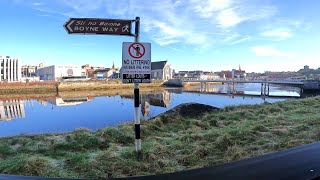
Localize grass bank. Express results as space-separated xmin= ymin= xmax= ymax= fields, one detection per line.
xmin=58 ymin=80 xmax=164 ymax=92
xmin=0 ymin=80 xmax=164 ymax=95
xmin=0 ymin=82 xmax=57 ymax=94
xmin=0 ymin=97 xmax=320 ymax=178
xmin=0 ymin=88 xmax=166 ymax=101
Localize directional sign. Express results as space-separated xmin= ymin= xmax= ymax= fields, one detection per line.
xmin=64 ymin=18 xmax=134 ymax=36
xmin=122 ymin=42 xmax=151 ymax=84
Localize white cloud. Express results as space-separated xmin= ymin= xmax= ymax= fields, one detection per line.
xmin=153 ymin=21 xmax=181 ymax=37
xmin=222 ymin=33 xmax=251 ymax=45
xmin=259 ymin=20 xmax=313 ymax=41
xmin=229 ymin=36 xmax=251 ymax=45
xmin=32 ymin=2 xmax=42 ymax=6
xmin=251 ymin=46 xmax=295 ymax=58
xmin=260 ymin=28 xmax=293 ymax=40
xmin=216 ymin=8 xmax=243 ymax=28
xmin=191 ymin=0 xmax=276 ymax=28
xmin=192 ymin=0 xmax=232 ymax=18
xmin=21 ymin=0 xmax=275 ymax=49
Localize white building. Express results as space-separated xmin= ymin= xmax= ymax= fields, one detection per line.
xmin=21 ymin=64 xmax=40 ymax=77
xmin=37 ymin=65 xmax=82 ymax=81
xmin=194 ymin=72 xmax=220 ymax=80
xmin=151 ymin=61 xmax=172 ymax=80
xmin=174 ymin=71 xmax=220 ymax=80
xmin=0 ymin=55 xmax=21 ymax=82
xmin=0 ymin=100 xmax=25 ymax=121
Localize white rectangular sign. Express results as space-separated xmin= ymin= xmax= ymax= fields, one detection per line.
xmin=122 ymin=42 xmax=151 ymax=83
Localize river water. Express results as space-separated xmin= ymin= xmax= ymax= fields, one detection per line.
xmin=0 ymin=83 xmax=301 ymax=137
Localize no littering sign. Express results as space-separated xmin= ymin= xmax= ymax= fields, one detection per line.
xmin=122 ymin=42 xmax=151 ymax=84
xmin=128 ymin=42 xmax=146 ymax=59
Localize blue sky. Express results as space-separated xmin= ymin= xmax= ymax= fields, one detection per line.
xmin=0 ymin=0 xmax=319 ymax=72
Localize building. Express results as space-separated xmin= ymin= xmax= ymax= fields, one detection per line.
xmin=82 ymin=63 xmax=120 ymax=79
xmin=0 ymin=55 xmax=21 ymax=82
xmin=174 ymin=70 xmax=219 ymax=80
xmin=21 ymin=64 xmax=40 ymax=77
xmin=216 ymin=66 xmax=246 ymax=80
xmin=92 ymin=67 xmax=119 ymax=79
xmin=194 ymin=72 xmax=220 ymax=80
xmin=81 ymin=64 xmax=95 ymax=78
xmin=217 ymin=71 xmax=232 ymax=79
xmin=232 ymin=69 xmax=246 ymax=79
xmin=93 ymin=68 xmax=111 ymax=79
xmin=304 ymin=65 xmax=310 ymax=73
xmin=37 ymin=65 xmax=82 ymax=81
xmin=21 ymin=64 xmax=42 ymax=82
xmin=231 ymin=65 xmax=246 ymax=79
xmin=151 ymin=61 xmax=172 ymax=80
xmin=0 ymin=100 xmax=25 ymax=121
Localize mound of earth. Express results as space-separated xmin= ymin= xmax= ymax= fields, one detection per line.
xmin=158 ymin=103 xmax=219 ymax=118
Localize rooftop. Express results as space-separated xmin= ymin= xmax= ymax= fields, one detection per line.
xmin=151 ymin=61 xmax=167 ymax=70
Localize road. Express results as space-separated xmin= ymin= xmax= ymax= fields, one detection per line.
xmin=1 ymin=142 xmax=320 ymax=180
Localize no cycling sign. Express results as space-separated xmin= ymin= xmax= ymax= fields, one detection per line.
xmin=122 ymin=42 xmax=151 ymax=84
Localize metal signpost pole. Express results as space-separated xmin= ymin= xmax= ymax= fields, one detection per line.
xmin=134 ymin=17 xmax=141 ymax=152
xmin=64 ymin=16 xmax=146 ymax=153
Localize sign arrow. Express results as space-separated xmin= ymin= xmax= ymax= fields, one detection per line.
xmin=66 ymin=20 xmax=74 ymax=33
xmin=63 ymin=18 xmax=134 ymax=36
xmin=63 ymin=19 xmax=74 ymax=34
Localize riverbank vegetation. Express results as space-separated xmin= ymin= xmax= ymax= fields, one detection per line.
xmin=0 ymin=80 xmax=164 ymax=95
xmin=0 ymin=82 xmax=57 ymax=94
xmin=0 ymin=88 xmax=166 ymax=101
xmin=0 ymin=97 xmax=319 ymax=178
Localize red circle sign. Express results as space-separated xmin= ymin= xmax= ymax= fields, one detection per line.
xmin=128 ymin=42 xmax=145 ymax=59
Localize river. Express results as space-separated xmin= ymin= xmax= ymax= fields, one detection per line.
xmin=0 ymin=83 xmax=301 ymax=137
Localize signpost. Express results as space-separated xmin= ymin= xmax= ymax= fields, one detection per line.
xmin=122 ymin=42 xmax=151 ymax=84
xmin=64 ymin=18 xmax=134 ymax=36
xmin=64 ymin=16 xmax=147 ymax=153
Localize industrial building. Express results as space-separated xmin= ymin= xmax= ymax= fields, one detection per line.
xmin=0 ymin=55 xmax=21 ymax=82
xmin=37 ymin=65 xmax=82 ymax=81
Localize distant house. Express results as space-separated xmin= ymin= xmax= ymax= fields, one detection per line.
xmin=151 ymin=61 xmax=172 ymax=80
xmin=93 ymin=68 xmax=111 ymax=79
xmin=90 ymin=63 xmax=120 ymax=80
xmin=174 ymin=70 xmax=219 ymax=80
xmin=93 ymin=68 xmax=118 ymax=79
xmin=199 ymin=72 xmax=220 ymax=80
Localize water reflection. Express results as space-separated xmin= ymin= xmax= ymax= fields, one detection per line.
xmin=120 ymin=91 xmax=172 ymax=117
xmin=0 ymin=84 xmax=306 ymax=137
xmin=45 ymin=97 xmax=95 ymax=106
xmin=0 ymin=100 xmax=25 ymax=121
xmin=186 ymin=83 xmax=300 ymax=97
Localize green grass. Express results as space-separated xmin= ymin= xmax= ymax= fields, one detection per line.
xmin=0 ymin=97 xmax=320 ymax=178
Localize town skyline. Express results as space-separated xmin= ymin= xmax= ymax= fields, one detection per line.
xmin=1 ymin=0 xmax=319 ymax=72
xmin=17 ymin=60 xmax=320 ymax=74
